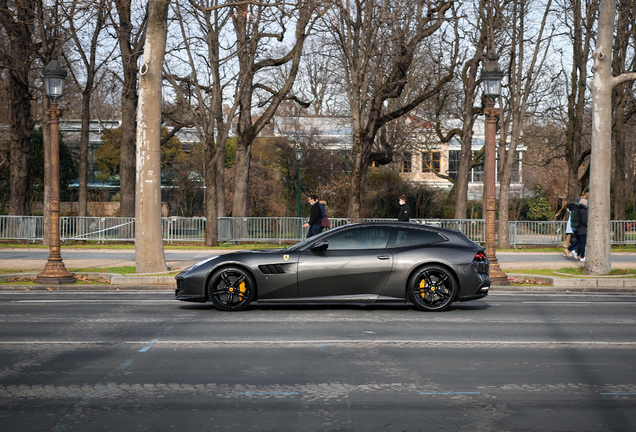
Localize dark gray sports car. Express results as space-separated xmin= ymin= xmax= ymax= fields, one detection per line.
xmin=175 ymin=222 xmax=491 ymax=312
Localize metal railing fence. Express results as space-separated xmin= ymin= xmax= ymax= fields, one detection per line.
xmin=60 ymin=217 xmax=135 ymax=244
xmin=0 ymin=216 xmax=43 ymax=242
xmin=1 ymin=215 xmax=635 ymax=247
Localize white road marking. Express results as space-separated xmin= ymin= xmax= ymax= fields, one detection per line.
xmin=14 ymin=300 xmax=175 ymax=303
xmin=522 ymin=301 xmax=636 ymax=305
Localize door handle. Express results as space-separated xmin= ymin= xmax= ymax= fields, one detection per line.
xmin=377 ymin=255 xmax=390 ymax=260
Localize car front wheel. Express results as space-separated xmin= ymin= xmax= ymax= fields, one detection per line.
xmin=408 ymin=265 xmax=457 ymax=312
xmin=208 ymin=267 xmax=255 ymax=311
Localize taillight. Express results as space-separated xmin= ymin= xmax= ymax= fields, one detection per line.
xmin=474 ymin=251 xmax=488 ymax=263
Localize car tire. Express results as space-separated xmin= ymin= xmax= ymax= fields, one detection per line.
xmin=208 ymin=266 xmax=255 ymax=311
xmin=408 ymin=265 xmax=457 ymax=312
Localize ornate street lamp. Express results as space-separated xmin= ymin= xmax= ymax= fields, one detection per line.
xmin=295 ymin=148 xmax=303 ymax=239
xmin=34 ymin=55 xmax=75 ymax=285
xmin=295 ymin=149 xmax=303 ymax=218
xmin=480 ymin=49 xmax=508 ymax=285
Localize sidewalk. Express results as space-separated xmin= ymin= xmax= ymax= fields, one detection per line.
xmin=1 ymin=248 xmax=635 ymax=293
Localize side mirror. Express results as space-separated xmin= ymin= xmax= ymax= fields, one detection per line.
xmin=310 ymin=240 xmax=329 ymax=251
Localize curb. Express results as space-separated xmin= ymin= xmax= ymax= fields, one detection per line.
xmin=507 ymin=273 xmax=636 ymax=288
xmin=0 ymin=272 xmax=176 ymax=287
xmin=0 ymin=284 xmax=173 ymax=291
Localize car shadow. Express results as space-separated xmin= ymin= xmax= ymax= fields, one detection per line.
xmin=178 ymin=300 xmax=491 ymax=312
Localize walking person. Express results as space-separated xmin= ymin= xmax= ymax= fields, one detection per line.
xmin=566 ymin=199 xmax=581 ymax=259
xmin=318 ymin=199 xmax=329 ymax=233
xmin=576 ymin=198 xmax=589 ymax=262
xmin=303 ymin=195 xmax=323 ymax=238
xmin=398 ymin=195 xmax=411 ymax=222
xmin=563 ymin=202 xmax=577 ymax=258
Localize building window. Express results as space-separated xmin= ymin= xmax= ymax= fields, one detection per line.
xmin=471 ymin=150 xmax=483 ymax=182
xmin=448 ymin=150 xmax=483 ymax=183
xmin=448 ymin=150 xmax=460 ymax=180
xmin=402 ymin=152 xmax=412 ymax=173
xmin=422 ymin=151 xmax=441 ymax=173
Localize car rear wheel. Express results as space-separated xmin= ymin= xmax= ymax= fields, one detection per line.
xmin=408 ymin=265 xmax=457 ymax=312
xmin=208 ymin=267 xmax=255 ymax=311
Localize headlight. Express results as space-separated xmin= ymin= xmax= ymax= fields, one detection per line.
xmin=183 ymin=256 xmax=218 ymax=274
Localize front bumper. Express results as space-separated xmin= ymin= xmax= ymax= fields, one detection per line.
xmin=175 ymin=277 xmax=206 ymax=302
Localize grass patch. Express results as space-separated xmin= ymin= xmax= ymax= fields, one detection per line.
xmin=0 ymin=269 xmax=30 ymax=275
xmin=69 ymin=266 xmax=137 ymax=275
xmin=69 ymin=266 xmax=181 ymax=276
xmin=0 ymin=276 xmax=110 ymax=285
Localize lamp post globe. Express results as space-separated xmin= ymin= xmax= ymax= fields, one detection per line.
xmin=481 ymin=51 xmax=504 ymax=99
xmin=34 ymin=55 xmax=75 ymax=285
xmin=43 ymin=55 xmax=68 ymax=101
xmin=480 ymin=49 xmax=508 ymax=285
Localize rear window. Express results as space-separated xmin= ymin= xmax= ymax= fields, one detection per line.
xmin=392 ymin=228 xmax=446 ymax=247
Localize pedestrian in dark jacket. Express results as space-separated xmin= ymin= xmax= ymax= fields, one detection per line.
xmin=398 ymin=195 xmax=411 ymax=222
xmin=303 ymin=194 xmax=323 ymax=238
xmin=576 ymin=199 xmax=588 ymax=262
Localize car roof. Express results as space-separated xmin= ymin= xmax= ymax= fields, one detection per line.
xmin=334 ymin=222 xmax=460 ymax=236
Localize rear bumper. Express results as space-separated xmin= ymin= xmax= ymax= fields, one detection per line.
xmin=459 ymin=279 xmax=491 ymax=302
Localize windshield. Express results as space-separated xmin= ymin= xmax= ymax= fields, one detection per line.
xmin=286 ymin=228 xmax=333 ymax=251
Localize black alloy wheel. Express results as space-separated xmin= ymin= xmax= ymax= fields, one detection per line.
xmin=208 ymin=267 xmax=255 ymax=311
xmin=408 ymin=265 xmax=457 ymax=312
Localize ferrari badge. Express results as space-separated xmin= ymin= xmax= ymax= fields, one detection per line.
xmin=283 ymin=255 xmax=290 ymax=261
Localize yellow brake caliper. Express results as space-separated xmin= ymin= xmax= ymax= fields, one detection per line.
xmin=239 ymin=281 xmax=247 ymax=297
xmin=420 ymin=279 xmax=435 ymax=298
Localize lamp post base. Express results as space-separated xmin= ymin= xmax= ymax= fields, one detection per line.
xmin=488 ymin=257 xmax=509 ymax=285
xmin=34 ymin=260 xmax=76 ymax=285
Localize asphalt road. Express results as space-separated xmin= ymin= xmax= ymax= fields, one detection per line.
xmin=1 ymin=291 xmax=636 ymax=431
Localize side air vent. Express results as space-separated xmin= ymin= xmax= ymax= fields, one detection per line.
xmin=259 ymin=264 xmax=286 ymax=274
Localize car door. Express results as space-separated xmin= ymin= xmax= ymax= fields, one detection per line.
xmin=297 ymin=226 xmax=393 ymax=298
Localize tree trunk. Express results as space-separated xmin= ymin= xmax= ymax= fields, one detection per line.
xmin=134 ymin=0 xmax=170 ymax=273
xmin=564 ymin=0 xmax=596 ymax=202
xmin=119 ymin=73 xmax=138 ymax=217
xmin=2 ymin=2 xmax=35 ymax=216
xmin=454 ymin=116 xmax=476 ymax=219
xmin=231 ymin=133 xmax=253 ymax=217
xmin=454 ymin=31 xmax=486 ymax=219
xmin=78 ymin=94 xmax=91 ymax=217
xmin=613 ymin=88 xmax=627 ymax=222
xmin=586 ymin=0 xmax=615 ymax=274
xmin=204 ymin=139 xmax=226 ymax=246
xmin=115 ymin=0 xmax=145 ymax=218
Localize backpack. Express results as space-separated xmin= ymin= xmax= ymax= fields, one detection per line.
xmin=571 ymin=210 xmax=580 ymax=229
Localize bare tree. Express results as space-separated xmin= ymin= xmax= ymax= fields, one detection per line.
xmin=64 ymin=0 xmax=111 ymax=217
xmin=559 ymin=0 xmax=598 ymax=202
xmin=230 ymin=0 xmax=319 ymax=218
xmin=611 ymin=0 xmax=636 ymax=221
xmin=327 ymin=0 xmax=454 ymax=221
xmin=586 ymin=0 xmax=636 ymax=274
xmin=444 ymin=0 xmax=489 ymax=219
xmin=497 ymin=0 xmax=555 ymax=248
xmin=135 ymin=0 xmax=170 ymax=273
xmin=112 ymin=0 xmax=147 ymax=217
xmin=164 ymin=0 xmax=240 ymax=246
xmin=0 ymin=0 xmax=37 ymax=215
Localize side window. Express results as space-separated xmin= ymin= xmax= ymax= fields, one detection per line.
xmin=327 ymin=227 xmax=391 ymax=250
xmin=392 ymin=228 xmax=446 ymax=247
